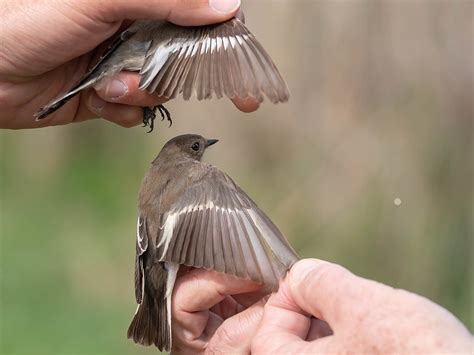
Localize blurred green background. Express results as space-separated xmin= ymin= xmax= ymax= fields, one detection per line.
xmin=1 ymin=1 xmax=472 ymax=354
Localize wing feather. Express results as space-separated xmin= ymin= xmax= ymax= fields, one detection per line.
xmin=139 ymin=18 xmax=289 ymax=103
xmin=204 ymin=206 xmax=215 ymax=269
xmin=155 ymin=167 xmax=298 ymax=290
xmin=135 ymin=216 xmax=148 ymax=304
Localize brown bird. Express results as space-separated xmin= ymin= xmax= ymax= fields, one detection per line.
xmin=128 ymin=134 xmax=299 ymax=351
xmin=34 ymin=11 xmax=289 ymax=131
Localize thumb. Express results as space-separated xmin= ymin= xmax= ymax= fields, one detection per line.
xmin=206 ymin=300 xmax=265 ymax=353
xmin=93 ymin=0 xmax=241 ymax=26
xmin=288 ymin=258 xmax=379 ymax=329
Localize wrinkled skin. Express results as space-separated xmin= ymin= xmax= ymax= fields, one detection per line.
xmin=171 ymin=259 xmax=473 ymax=354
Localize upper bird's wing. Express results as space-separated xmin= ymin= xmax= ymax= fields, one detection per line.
xmin=153 ymin=166 xmax=299 ymax=291
xmin=138 ymin=18 xmax=289 ymax=104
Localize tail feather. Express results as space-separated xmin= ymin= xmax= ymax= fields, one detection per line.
xmin=127 ymin=289 xmax=170 ymax=351
xmin=127 ymin=262 xmax=179 ymax=352
xmin=33 ymin=78 xmax=97 ymax=120
xmin=34 ymin=29 xmax=133 ymax=120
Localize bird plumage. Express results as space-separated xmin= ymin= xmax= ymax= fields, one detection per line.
xmin=127 ymin=134 xmax=299 ymax=351
xmin=34 ymin=14 xmax=289 ymax=121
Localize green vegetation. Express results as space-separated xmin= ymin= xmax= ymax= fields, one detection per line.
xmin=1 ymin=2 xmax=472 ymax=354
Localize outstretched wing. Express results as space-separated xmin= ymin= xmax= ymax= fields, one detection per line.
xmin=139 ymin=18 xmax=289 ymax=104
xmin=154 ymin=166 xmax=298 ymax=291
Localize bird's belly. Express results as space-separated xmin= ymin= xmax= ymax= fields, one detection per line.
xmin=110 ymin=39 xmax=149 ymax=72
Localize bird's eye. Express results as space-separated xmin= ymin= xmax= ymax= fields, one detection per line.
xmin=191 ymin=142 xmax=200 ymax=151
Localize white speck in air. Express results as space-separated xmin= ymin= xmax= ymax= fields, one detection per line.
xmin=394 ymin=198 xmax=402 ymax=206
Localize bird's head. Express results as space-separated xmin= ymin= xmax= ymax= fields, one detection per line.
xmin=155 ymin=134 xmax=219 ymax=163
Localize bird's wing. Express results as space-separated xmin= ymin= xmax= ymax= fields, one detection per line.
xmin=154 ymin=166 xmax=299 ymax=291
xmin=134 ymin=215 xmax=148 ymax=304
xmin=138 ymin=18 xmax=289 ymax=104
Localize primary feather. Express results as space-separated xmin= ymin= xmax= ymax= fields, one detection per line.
xmin=34 ymin=16 xmax=289 ymax=120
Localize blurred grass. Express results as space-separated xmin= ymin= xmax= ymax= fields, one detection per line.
xmin=1 ymin=1 xmax=473 ymax=354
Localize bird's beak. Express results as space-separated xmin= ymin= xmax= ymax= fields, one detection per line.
xmin=206 ymin=139 xmax=219 ymax=147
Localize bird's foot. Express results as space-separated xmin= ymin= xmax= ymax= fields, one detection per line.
xmin=142 ymin=105 xmax=172 ymax=133
xmin=157 ymin=105 xmax=172 ymax=128
xmin=142 ymin=107 xmax=155 ymax=133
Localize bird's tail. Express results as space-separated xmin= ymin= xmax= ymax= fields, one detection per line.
xmin=127 ymin=262 xmax=178 ymax=352
xmin=33 ymin=77 xmax=98 ymax=120
xmin=34 ymin=30 xmax=133 ymax=121
xmin=127 ymin=289 xmax=171 ymax=352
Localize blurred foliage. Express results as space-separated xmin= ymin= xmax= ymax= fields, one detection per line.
xmin=1 ymin=1 xmax=472 ymax=354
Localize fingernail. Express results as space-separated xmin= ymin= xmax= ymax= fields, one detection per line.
xmin=209 ymin=0 xmax=240 ymax=14
xmin=104 ymin=79 xmax=128 ymax=99
xmin=88 ymin=94 xmax=106 ymax=111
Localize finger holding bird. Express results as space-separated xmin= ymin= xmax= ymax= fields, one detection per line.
xmin=87 ymin=71 xmax=260 ymax=127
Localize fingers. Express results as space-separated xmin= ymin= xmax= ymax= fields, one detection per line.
xmin=76 ymin=71 xmax=262 ymax=126
xmin=287 ymin=259 xmax=385 ymax=328
xmin=96 ymin=73 xmax=261 ymax=114
xmin=252 ymin=259 xmax=378 ymax=353
xmin=233 ymin=289 xmax=270 ymax=308
xmin=174 ymin=269 xmax=262 ymax=313
xmin=94 ymin=72 xmax=167 ymax=107
xmin=251 ymin=261 xmax=341 ymax=353
xmin=206 ymin=300 xmax=265 ymax=354
xmin=252 ymin=285 xmax=334 ymax=353
xmin=94 ymin=0 xmax=241 ymax=26
xmin=232 ymin=97 xmax=260 ymax=113
xmin=252 ymin=280 xmax=316 ymax=353
xmin=77 ymin=90 xmax=143 ymax=128
xmin=171 ymin=268 xmax=262 ymax=353
xmin=210 ymin=295 xmax=244 ymax=320
xmin=74 ymin=71 xmax=168 ymax=127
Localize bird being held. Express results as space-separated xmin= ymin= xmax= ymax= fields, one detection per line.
xmin=34 ymin=11 xmax=289 ymax=132
xmin=128 ymin=134 xmax=299 ymax=351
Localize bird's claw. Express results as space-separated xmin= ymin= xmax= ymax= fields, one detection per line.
xmin=157 ymin=105 xmax=172 ymax=128
xmin=142 ymin=105 xmax=172 ymax=133
xmin=142 ymin=107 xmax=155 ymax=133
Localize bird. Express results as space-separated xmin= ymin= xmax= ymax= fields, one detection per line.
xmin=34 ymin=11 xmax=289 ymax=132
xmin=127 ymin=134 xmax=299 ymax=351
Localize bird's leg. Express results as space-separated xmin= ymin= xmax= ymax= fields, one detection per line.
xmin=142 ymin=105 xmax=172 ymax=133
xmin=157 ymin=105 xmax=172 ymax=127
xmin=143 ymin=107 xmax=156 ymax=133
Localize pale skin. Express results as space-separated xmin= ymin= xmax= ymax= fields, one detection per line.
xmin=172 ymin=259 xmax=473 ymax=354
xmin=0 ymin=0 xmax=258 ymax=129
xmin=1 ymin=1 xmax=472 ymax=353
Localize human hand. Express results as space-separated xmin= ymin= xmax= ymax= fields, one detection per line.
xmin=171 ymin=267 xmax=267 ymax=354
xmin=0 ymin=0 xmax=258 ymax=129
xmin=252 ymin=259 xmax=473 ymax=354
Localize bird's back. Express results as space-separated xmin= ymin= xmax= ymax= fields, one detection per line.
xmin=138 ymin=158 xmax=204 ymax=234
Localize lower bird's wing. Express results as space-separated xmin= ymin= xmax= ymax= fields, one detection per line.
xmin=138 ymin=18 xmax=289 ymax=104
xmin=154 ymin=166 xmax=299 ymax=291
